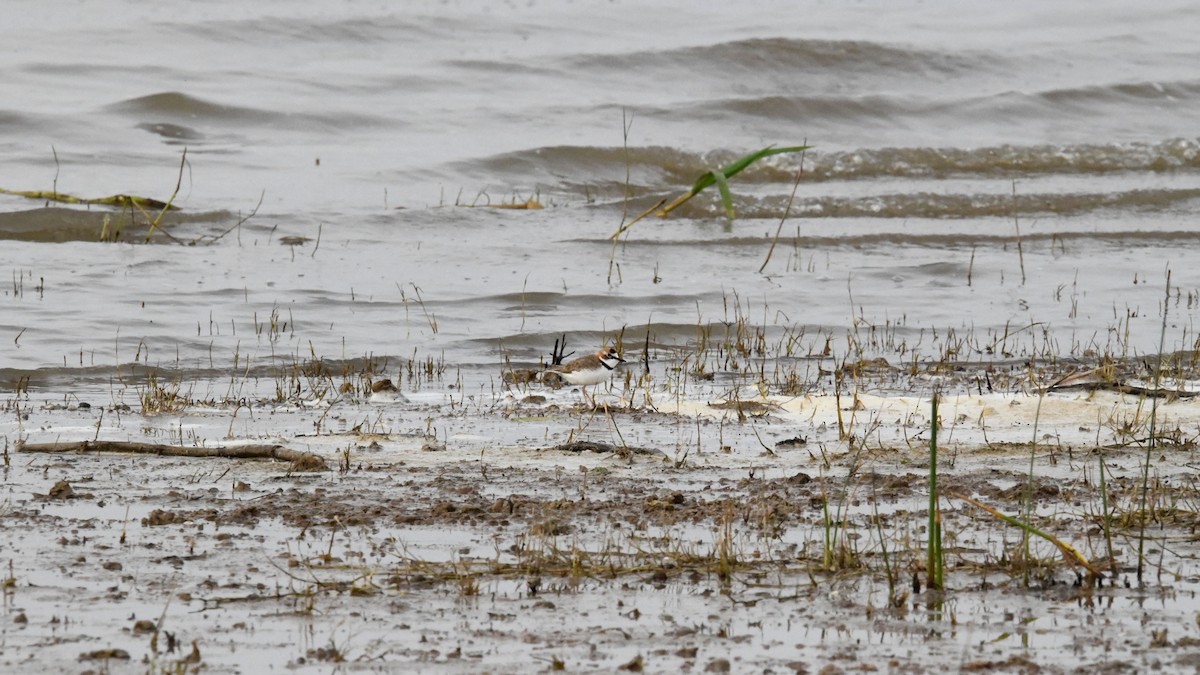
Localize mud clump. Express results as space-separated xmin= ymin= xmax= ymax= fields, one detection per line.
xmin=48 ymin=480 xmax=75 ymax=499
xmin=705 ymin=657 xmax=732 ymax=673
xmin=144 ymin=509 xmax=180 ymax=526
xmin=142 ymin=508 xmax=218 ymax=527
xmin=79 ymin=648 xmax=130 ymax=661
xmin=44 ymin=479 xmax=94 ymax=500
xmin=787 ymin=471 xmax=813 ymax=484
xmin=962 ymin=654 xmax=1041 ymax=673
xmin=1000 ymin=479 xmax=1062 ymax=501
xmin=529 ymin=519 xmax=571 ymax=536
xmin=289 ymin=453 xmax=328 ymax=472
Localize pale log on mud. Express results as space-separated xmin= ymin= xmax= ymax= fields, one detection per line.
xmin=15 ymin=440 xmax=327 ymax=469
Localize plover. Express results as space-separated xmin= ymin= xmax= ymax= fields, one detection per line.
xmin=546 ymin=346 xmax=625 ymax=406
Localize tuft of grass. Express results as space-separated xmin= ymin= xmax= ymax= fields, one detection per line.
xmin=141 ymin=370 xmax=192 ymax=415
xmin=456 ymin=569 xmax=481 ymax=597
xmin=714 ymin=512 xmax=737 ymax=586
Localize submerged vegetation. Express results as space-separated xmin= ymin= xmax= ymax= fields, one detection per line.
xmin=0 ymin=147 xmax=184 ymax=220
xmin=0 ymin=186 xmax=177 ymax=211
xmin=0 ymin=147 xmax=265 ymax=245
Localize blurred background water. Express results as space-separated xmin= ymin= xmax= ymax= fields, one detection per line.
xmin=2 ymin=0 xmax=1199 ymax=394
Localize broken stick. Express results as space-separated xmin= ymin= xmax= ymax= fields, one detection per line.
xmin=16 ymin=440 xmax=326 ymax=470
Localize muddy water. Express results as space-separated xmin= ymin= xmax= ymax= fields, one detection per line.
xmin=4 ymin=0 xmax=1200 ymax=672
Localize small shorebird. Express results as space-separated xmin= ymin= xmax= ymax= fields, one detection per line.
xmin=367 ymin=378 xmax=405 ymax=403
xmin=545 ymin=346 xmax=625 ymax=406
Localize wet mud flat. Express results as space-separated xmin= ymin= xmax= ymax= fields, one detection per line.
xmin=4 ymin=382 xmax=1200 ymax=674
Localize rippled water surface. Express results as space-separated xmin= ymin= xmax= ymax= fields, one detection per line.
xmin=4 ymin=0 xmax=1200 ymax=391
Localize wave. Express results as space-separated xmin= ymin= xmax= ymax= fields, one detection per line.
xmin=639 ymin=186 xmax=1200 ymax=221
xmin=182 ymin=14 xmax=450 ymax=45
xmin=570 ymin=37 xmax=987 ymax=78
xmin=468 ymin=138 xmax=1200 ymax=191
xmin=0 ymin=352 xmax=404 ymax=392
xmin=1038 ymin=80 xmax=1200 ymax=106
xmin=588 ymin=227 xmax=1200 ymax=249
xmin=0 ymin=110 xmax=34 ymax=130
xmin=105 ymin=91 xmax=389 ymax=131
xmin=107 ymin=92 xmax=267 ymax=121
xmin=681 ymin=93 xmax=920 ymax=125
xmin=458 ymin=145 xmax=708 ymax=187
xmin=799 ymin=140 xmax=1200 ymax=180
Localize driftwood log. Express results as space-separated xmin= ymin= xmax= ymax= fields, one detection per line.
xmin=1046 ymin=382 xmax=1200 ymax=399
xmin=16 ymin=440 xmax=327 ymax=471
xmin=1046 ymin=367 xmax=1200 ymax=399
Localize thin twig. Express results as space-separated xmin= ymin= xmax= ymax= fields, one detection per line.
xmin=51 ymin=145 xmax=60 ymax=206
xmin=205 ymin=190 xmax=265 ymax=244
xmin=1138 ymin=269 xmax=1171 ymax=583
xmin=759 ymin=145 xmax=806 ymax=274
xmin=620 ymin=108 xmax=634 ymax=227
xmin=1012 ymin=180 xmax=1025 ymax=285
xmin=144 ymin=148 xmax=189 ymax=243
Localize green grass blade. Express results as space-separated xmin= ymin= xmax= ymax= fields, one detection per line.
xmin=689 ymin=145 xmax=811 ymax=195
xmin=953 ymin=492 xmax=1101 ymax=576
xmin=927 ymin=391 xmax=942 ymax=590
xmin=709 ymin=169 xmax=735 ymax=219
xmin=610 ymin=143 xmax=811 ymax=238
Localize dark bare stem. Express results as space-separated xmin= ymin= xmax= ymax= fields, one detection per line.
xmin=759 ymin=145 xmax=806 ymax=274
xmin=1012 ymin=180 xmax=1026 ymax=285
xmin=1137 ymin=268 xmax=1171 ymax=583
xmin=51 ymin=145 xmax=60 ymax=205
xmin=1098 ymin=451 xmax=1116 ymax=573
xmin=144 ymin=148 xmax=189 ymax=243
xmin=206 ymin=190 xmax=265 ymax=245
xmin=620 ymin=108 xmax=634 ymax=227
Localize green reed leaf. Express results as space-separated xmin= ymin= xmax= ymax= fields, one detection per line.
xmin=609 ymin=143 xmax=810 ymax=240
xmin=688 ymin=145 xmax=810 ymax=197
xmin=709 ymin=169 xmax=735 ymax=219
